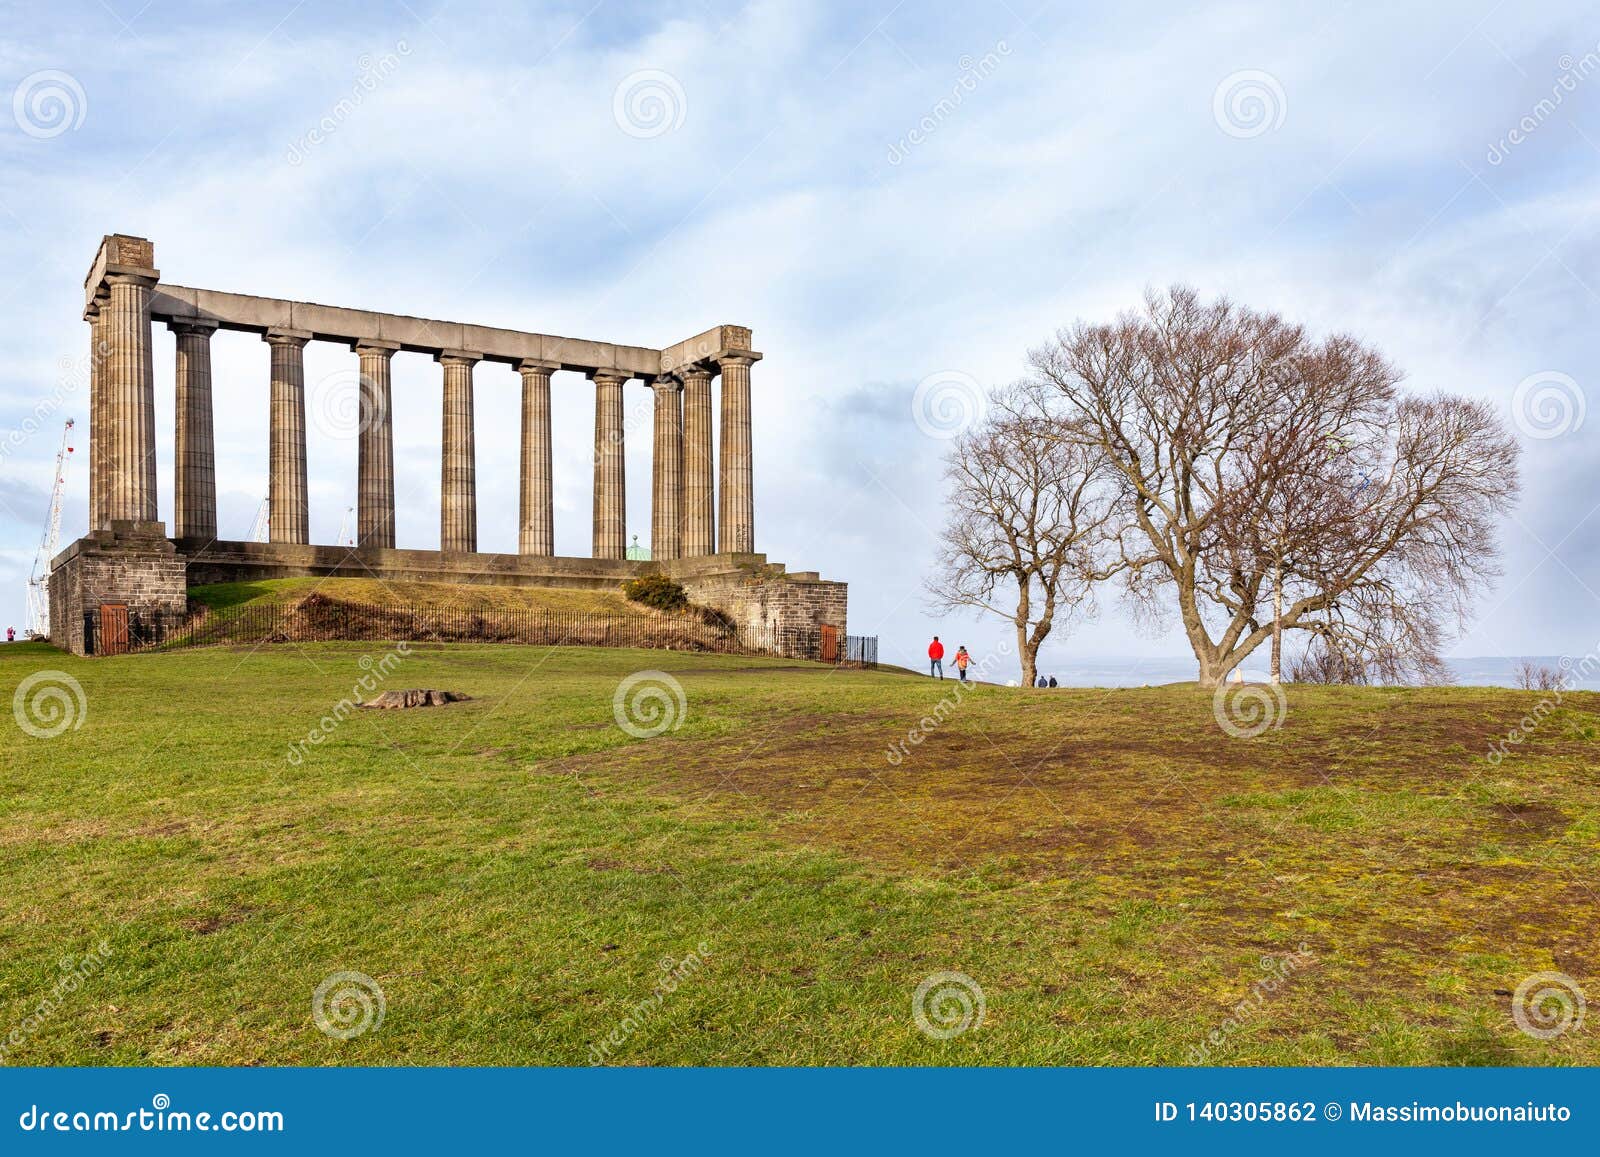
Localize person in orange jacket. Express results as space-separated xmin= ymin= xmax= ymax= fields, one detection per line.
xmin=954 ymin=645 xmax=971 ymax=682
xmin=928 ymin=636 xmax=945 ymax=679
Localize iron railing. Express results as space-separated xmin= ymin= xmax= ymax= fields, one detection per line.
xmin=81 ymin=599 xmax=877 ymax=668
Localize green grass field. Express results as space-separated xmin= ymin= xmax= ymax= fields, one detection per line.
xmin=2 ymin=639 xmax=1596 ymax=1065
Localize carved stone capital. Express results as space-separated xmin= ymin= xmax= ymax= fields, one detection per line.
xmin=167 ymin=318 xmax=220 ymax=337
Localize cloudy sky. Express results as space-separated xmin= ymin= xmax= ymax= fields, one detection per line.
xmin=1 ymin=0 xmax=1598 ymax=674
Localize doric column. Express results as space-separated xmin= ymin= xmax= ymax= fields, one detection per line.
xmin=716 ymin=352 xmax=758 ymax=554
xmin=103 ymin=272 xmax=159 ymax=524
xmin=85 ymin=296 xmax=107 ymax=531
xmin=650 ymin=376 xmax=684 ymax=561
xmin=170 ymin=319 xmax=219 ymax=542
xmin=264 ymin=328 xmax=312 ymax=545
xmin=438 ymin=349 xmax=481 ymax=553
xmin=680 ymin=365 xmax=715 ymax=556
xmin=590 ymin=370 xmax=629 ymax=559
xmin=518 ymin=360 xmax=557 ymax=556
xmin=354 ymin=340 xmax=399 ymax=549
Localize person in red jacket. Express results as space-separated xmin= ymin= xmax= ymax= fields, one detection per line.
xmin=928 ymin=636 xmax=945 ymax=679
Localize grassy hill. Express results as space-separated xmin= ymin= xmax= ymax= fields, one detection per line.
xmin=2 ymin=639 xmax=1596 ymax=1065
xmin=188 ymin=576 xmax=644 ymax=616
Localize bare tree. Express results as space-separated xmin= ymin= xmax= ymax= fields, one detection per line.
xmin=928 ymin=387 xmax=1117 ymax=687
xmin=1512 ymin=658 xmax=1562 ymax=692
xmin=1029 ymin=286 xmax=1521 ymax=687
xmin=1286 ymin=640 xmax=1371 ymax=685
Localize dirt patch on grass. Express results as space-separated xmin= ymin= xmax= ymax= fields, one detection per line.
xmin=1487 ymin=801 xmax=1569 ymax=839
xmin=556 ymin=686 xmax=1600 ymax=1004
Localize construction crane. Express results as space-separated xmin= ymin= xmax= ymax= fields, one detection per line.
xmin=248 ymin=495 xmax=270 ymax=543
xmin=24 ymin=419 xmax=75 ymax=639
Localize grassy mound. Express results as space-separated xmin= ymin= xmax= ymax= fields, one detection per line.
xmin=177 ymin=577 xmax=737 ymax=650
xmin=188 ymin=577 xmax=641 ymax=616
xmin=3 ymin=642 xmax=1597 ymax=1065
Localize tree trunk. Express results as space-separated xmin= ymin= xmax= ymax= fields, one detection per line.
xmin=1195 ymin=647 xmax=1232 ymax=688
xmin=1270 ymin=555 xmax=1283 ymax=685
xmin=1017 ymin=621 xmax=1037 ymax=687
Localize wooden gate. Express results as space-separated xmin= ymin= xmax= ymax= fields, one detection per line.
xmin=819 ymin=624 xmax=839 ymax=664
xmin=99 ymin=603 xmax=129 ymax=656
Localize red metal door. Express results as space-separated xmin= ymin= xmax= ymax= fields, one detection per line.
xmin=100 ymin=603 xmax=129 ymax=656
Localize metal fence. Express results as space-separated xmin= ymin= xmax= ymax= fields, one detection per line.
xmin=81 ymin=598 xmax=877 ymax=668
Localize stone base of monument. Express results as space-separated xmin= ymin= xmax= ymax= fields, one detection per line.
xmin=47 ymin=534 xmax=847 ymax=658
xmin=47 ymin=522 xmax=188 ymax=655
